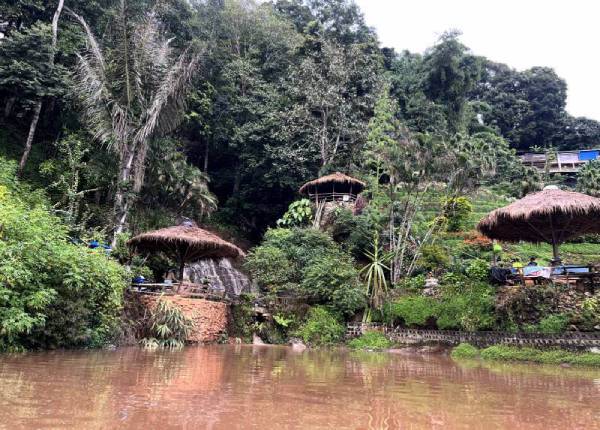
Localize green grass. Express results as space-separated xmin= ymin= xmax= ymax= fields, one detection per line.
xmin=450 ymin=343 xmax=480 ymax=359
xmin=347 ymin=331 xmax=392 ymax=350
xmin=508 ymin=242 xmax=600 ymax=265
xmin=451 ymin=343 xmax=600 ymax=367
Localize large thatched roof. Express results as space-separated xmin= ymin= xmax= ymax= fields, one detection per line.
xmin=299 ymin=172 xmax=365 ymax=195
xmin=477 ymin=188 xmax=600 ymax=243
xmin=128 ymin=225 xmax=245 ymax=261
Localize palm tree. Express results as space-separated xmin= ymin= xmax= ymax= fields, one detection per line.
xmin=69 ymin=1 xmax=201 ymax=244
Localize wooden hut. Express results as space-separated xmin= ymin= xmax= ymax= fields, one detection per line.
xmin=299 ymin=172 xmax=365 ymax=204
xmin=128 ymin=222 xmax=245 ymax=285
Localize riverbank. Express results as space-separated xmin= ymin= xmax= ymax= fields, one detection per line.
xmin=449 ymin=343 xmax=600 ymax=367
xmin=344 ymin=330 xmax=600 ymax=367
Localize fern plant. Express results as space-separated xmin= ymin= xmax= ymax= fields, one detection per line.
xmin=142 ymin=299 xmax=194 ymax=349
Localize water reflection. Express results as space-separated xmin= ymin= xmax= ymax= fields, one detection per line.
xmin=0 ymin=345 xmax=598 ymax=429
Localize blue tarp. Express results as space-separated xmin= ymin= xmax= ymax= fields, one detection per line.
xmin=579 ymin=150 xmax=598 ymax=161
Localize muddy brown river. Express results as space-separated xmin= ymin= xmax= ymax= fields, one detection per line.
xmin=0 ymin=345 xmax=598 ymax=429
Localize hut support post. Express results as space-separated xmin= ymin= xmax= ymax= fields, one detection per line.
xmin=548 ymin=215 xmax=561 ymax=264
xmin=551 ymin=240 xmax=560 ymax=264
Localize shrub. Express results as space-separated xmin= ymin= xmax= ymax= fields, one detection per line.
xmin=537 ymin=314 xmax=569 ymax=334
xmin=0 ymin=159 xmax=127 ymax=351
xmin=276 ymin=199 xmax=313 ymax=227
xmin=300 ymin=252 xmax=365 ymax=316
xmin=246 ymin=228 xmax=363 ymax=316
xmin=465 ymin=258 xmax=489 ymax=282
xmin=141 ymin=299 xmax=194 ymax=349
xmin=230 ymin=293 xmax=256 ymax=342
xmin=418 ymin=244 xmax=449 ymax=271
xmin=296 ymin=306 xmax=344 ymax=347
xmin=437 ymin=274 xmax=495 ymax=331
xmin=244 ymin=246 xmax=292 ymax=291
xmin=384 ymin=296 xmax=438 ymax=327
xmin=348 ymin=331 xmax=391 ymax=350
xmin=451 ymin=343 xmax=480 ymax=359
xmin=443 ymin=196 xmax=473 ymax=232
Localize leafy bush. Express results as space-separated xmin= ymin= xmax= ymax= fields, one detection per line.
xmin=394 ymin=274 xmax=426 ymax=293
xmin=465 ymin=258 xmax=489 ymax=282
xmin=451 ymin=343 xmax=480 ymax=359
xmin=443 ymin=196 xmax=473 ymax=232
xmin=537 ymin=314 xmax=569 ymax=334
xmin=0 ymin=158 xmax=128 ymax=351
xmin=277 ymin=199 xmax=313 ymax=227
xmin=301 ymin=252 xmax=365 ymax=316
xmin=245 ymin=228 xmax=364 ymax=316
xmin=384 ymin=296 xmax=438 ymax=326
xmin=141 ymin=299 xmax=194 ymax=349
xmin=348 ymin=331 xmax=391 ymax=350
xmin=230 ymin=293 xmax=256 ymax=342
xmin=295 ymin=306 xmax=344 ymax=347
xmin=418 ymin=244 xmax=449 ymax=271
xmin=437 ymin=274 xmax=495 ymax=331
xmin=244 ymin=246 xmax=292 ymax=290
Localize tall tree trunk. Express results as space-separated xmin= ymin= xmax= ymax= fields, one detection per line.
xmin=17 ymin=0 xmax=64 ymax=176
xmin=112 ymin=146 xmax=136 ymax=246
xmin=203 ymin=138 xmax=209 ymax=172
xmin=18 ymin=102 xmax=43 ymax=176
xmin=4 ymin=97 xmax=16 ymax=118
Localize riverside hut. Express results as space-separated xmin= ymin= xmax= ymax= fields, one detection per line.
xmin=128 ymin=221 xmax=245 ymax=291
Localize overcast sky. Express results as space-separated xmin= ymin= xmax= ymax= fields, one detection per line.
xmin=355 ymin=0 xmax=600 ymax=121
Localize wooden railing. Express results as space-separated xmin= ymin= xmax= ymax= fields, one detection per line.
xmin=130 ymin=282 xmax=229 ymax=302
xmin=308 ymin=192 xmax=358 ymax=202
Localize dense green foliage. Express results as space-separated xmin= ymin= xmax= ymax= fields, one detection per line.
xmin=348 ymin=331 xmax=392 ymax=350
xmin=0 ymin=158 xmax=127 ymax=351
xmin=245 ymin=228 xmax=365 ymax=316
xmin=2 ymin=0 xmax=595 ymax=242
xmin=383 ymin=270 xmax=495 ymax=332
xmin=295 ymin=306 xmax=345 ymax=347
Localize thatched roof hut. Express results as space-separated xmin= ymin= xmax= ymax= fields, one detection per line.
xmin=299 ymin=172 xmax=365 ymax=201
xmin=477 ymin=188 xmax=600 ymax=262
xmin=128 ymin=223 xmax=244 ymax=282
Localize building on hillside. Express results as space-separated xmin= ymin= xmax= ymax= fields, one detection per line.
xmin=299 ymin=172 xmax=365 ymax=226
xmin=520 ymin=149 xmax=600 ymax=174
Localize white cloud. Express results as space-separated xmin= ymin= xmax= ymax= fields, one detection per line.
xmin=355 ymin=0 xmax=600 ymax=120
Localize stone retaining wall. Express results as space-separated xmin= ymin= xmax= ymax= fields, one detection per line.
xmin=347 ymin=323 xmax=600 ymax=351
xmin=139 ymin=295 xmax=230 ymax=343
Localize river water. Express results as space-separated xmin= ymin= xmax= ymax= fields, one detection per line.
xmin=0 ymin=345 xmax=598 ymax=429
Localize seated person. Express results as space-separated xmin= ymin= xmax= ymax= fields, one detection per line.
xmin=527 ymin=257 xmax=538 ymax=267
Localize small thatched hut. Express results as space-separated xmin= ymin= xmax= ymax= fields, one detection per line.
xmin=299 ymin=172 xmax=365 ymax=203
xmin=128 ymin=223 xmax=245 ymax=283
xmin=477 ymin=188 xmax=600 ymax=262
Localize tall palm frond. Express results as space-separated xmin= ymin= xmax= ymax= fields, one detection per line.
xmin=69 ymin=4 xmax=203 ymax=240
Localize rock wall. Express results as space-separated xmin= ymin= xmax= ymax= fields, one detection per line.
xmin=139 ymin=295 xmax=230 ymax=343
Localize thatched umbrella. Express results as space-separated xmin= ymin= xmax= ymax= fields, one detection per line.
xmin=128 ymin=222 xmax=245 ymax=284
xmin=477 ymin=188 xmax=600 ymax=263
xmin=299 ymin=172 xmax=365 ymax=197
